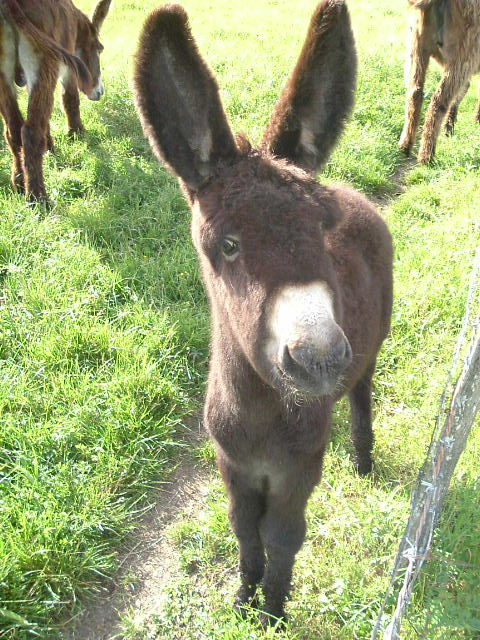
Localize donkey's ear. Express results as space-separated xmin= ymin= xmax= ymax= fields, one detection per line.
xmin=92 ymin=0 xmax=112 ymax=32
xmin=134 ymin=5 xmax=238 ymax=192
xmin=262 ymin=0 xmax=356 ymax=174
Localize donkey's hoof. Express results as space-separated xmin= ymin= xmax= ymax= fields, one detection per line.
xmin=27 ymin=192 xmax=52 ymax=210
xmin=444 ymin=123 xmax=455 ymax=137
xmin=259 ymin=611 xmax=287 ymax=630
xmin=234 ymin=585 xmax=260 ymax=615
xmin=417 ymin=151 xmax=434 ymax=164
xmin=356 ymin=459 xmax=373 ymax=476
xmin=11 ymin=174 xmax=25 ymax=194
xmin=398 ymin=140 xmax=412 ymax=157
xmin=68 ymin=125 xmax=86 ymax=138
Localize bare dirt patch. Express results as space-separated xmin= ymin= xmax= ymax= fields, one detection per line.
xmin=370 ymin=157 xmax=417 ymax=208
xmin=65 ymin=419 xmax=213 ymax=640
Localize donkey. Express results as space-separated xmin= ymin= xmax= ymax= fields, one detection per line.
xmin=135 ymin=0 xmax=393 ymax=625
xmin=399 ymin=0 xmax=480 ymax=163
xmin=0 ymin=0 xmax=111 ymax=202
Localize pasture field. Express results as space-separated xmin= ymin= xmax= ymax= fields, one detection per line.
xmin=0 ymin=0 xmax=479 ymax=638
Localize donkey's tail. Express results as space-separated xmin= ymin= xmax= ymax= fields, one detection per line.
xmin=0 ymin=0 xmax=92 ymax=94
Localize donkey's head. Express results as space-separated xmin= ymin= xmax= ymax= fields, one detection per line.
xmin=77 ymin=0 xmax=112 ymax=100
xmin=135 ymin=1 xmax=357 ymax=398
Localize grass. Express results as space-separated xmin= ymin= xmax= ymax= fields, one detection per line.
xmin=0 ymin=0 xmax=479 ymax=638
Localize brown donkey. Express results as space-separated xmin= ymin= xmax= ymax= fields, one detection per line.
xmin=0 ymin=0 xmax=111 ymax=202
xmin=399 ymin=0 xmax=480 ymax=163
xmin=135 ymin=1 xmax=393 ymax=625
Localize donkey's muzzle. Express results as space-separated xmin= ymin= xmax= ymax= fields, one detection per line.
xmin=88 ymin=80 xmax=105 ymax=101
xmin=281 ymin=330 xmax=352 ymax=395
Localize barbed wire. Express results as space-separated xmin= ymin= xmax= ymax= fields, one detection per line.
xmin=372 ymin=247 xmax=480 ymax=640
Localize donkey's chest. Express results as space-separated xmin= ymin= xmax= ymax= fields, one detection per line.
xmin=207 ymin=404 xmax=329 ymax=495
xmin=244 ymin=458 xmax=288 ymax=494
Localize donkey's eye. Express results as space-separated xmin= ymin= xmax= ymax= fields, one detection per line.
xmin=221 ymin=236 xmax=239 ymax=260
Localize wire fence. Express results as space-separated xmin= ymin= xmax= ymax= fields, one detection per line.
xmin=372 ymin=248 xmax=480 ymax=640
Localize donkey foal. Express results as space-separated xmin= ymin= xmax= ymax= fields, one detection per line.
xmin=135 ymin=0 xmax=393 ymax=626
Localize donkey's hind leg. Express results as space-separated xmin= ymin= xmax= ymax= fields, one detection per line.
xmin=476 ymin=98 xmax=480 ymax=125
xmin=418 ymin=68 xmax=469 ymax=163
xmin=349 ymin=361 xmax=376 ymax=476
xmin=0 ymin=22 xmax=25 ymax=192
xmin=445 ymin=82 xmax=470 ymax=137
xmin=218 ymin=454 xmax=266 ymax=610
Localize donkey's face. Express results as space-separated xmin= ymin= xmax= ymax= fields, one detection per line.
xmin=78 ymin=0 xmax=111 ymax=101
xmin=192 ymin=156 xmax=352 ymax=396
xmin=134 ymin=1 xmax=357 ymax=397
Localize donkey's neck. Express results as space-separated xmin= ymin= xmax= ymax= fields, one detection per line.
xmin=207 ymin=315 xmax=335 ymax=456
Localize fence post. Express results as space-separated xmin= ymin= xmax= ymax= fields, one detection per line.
xmin=372 ymin=250 xmax=480 ymax=640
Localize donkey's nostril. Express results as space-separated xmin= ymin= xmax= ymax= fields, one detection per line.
xmin=282 ymin=342 xmax=318 ymax=376
xmin=282 ymin=344 xmax=296 ymax=370
xmin=332 ymin=335 xmax=352 ymax=366
xmin=344 ymin=339 xmax=353 ymax=365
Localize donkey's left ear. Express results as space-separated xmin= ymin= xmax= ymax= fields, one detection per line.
xmin=262 ymin=0 xmax=356 ymax=174
xmin=92 ymin=0 xmax=112 ymax=32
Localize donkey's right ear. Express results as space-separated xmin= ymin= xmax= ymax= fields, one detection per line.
xmin=92 ymin=0 xmax=112 ymax=33
xmin=134 ymin=5 xmax=238 ymax=192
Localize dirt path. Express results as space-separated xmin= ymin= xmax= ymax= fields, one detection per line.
xmin=369 ymin=157 xmax=416 ymax=208
xmin=65 ymin=420 xmax=213 ymax=640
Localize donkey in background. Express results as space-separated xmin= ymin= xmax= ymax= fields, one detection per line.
xmin=135 ymin=0 xmax=393 ymax=625
xmin=399 ymin=0 xmax=480 ymax=163
xmin=0 ymin=0 xmax=111 ymax=202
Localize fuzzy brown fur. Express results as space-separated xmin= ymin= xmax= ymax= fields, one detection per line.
xmin=134 ymin=1 xmax=393 ymax=625
xmin=0 ymin=0 xmax=111 ymax=201
xmin=262 ymin=0 xmax=356 ymax=173
xmin=400 ymin=0 xmax=480 ymax=162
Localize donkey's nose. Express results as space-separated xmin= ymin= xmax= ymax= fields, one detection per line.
xmin=88 ymin=81 xmax=104 ymax=101
xmin=282 ymin=331 xmax=352 ymax=380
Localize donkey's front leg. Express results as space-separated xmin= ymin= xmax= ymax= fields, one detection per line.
xmin=218 ymin=454 xmax=266 ymax=609
xmin=399 ymin=35 xmax=430 ymax=155
xmin=62 ymin=78 xmax=85 ymax=137
xmin=259 ymin=485 xmax=312 ymax=625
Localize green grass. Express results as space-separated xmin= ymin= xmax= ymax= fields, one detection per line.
xmin=0 ymin=0 xmax=479 ymax=638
